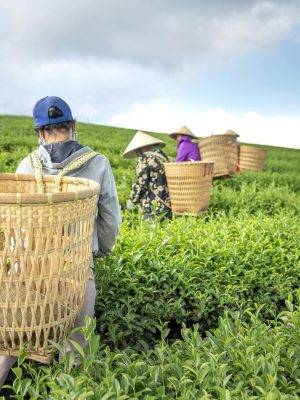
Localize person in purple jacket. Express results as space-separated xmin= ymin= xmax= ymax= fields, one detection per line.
xmin=169 ymin=125 xmax=201 ymax=162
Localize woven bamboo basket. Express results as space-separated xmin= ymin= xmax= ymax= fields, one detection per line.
xmin=164 ymin=161 xmax=215 ymax=216
xmin=198 ymin=134 xmax=238 ymax=177
xmin=0 ymin=173 xmax=99 ymax=363
xmin=239 ymin=145 xmax=267 ymax=172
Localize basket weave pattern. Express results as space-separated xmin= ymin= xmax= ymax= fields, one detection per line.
xmin=239 ymin=145 xmax=267 ymax=172
xmin=198 ymin=134 xmax=238 ymax=177
xmin=0 ymin=173 xmax=99 ymax=363
xmin=164 ymin=162 xmax=215 ymax=216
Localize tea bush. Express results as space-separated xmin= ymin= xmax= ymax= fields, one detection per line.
xmin=211 ymin=180 xmax=300 ymax=215
xmin=94 ymin=210 xmax=300 ymax=349
xmin=0 ymin=115 xmax=300 ymax=398
xmin=3 ymin=303 xmax=300 ymax=399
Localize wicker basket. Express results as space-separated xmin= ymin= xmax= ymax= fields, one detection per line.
xmin=198 ymin=134 xmax=238 ymax=177
xmin=164 ymin=162 xmax=215 ymax=216
xmin=0 ymin=173 xmax=99 ymax=363
xmin=239 ymin=145 xmax=267 ymax=172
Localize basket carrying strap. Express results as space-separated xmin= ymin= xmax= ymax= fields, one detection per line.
xmin=149 ymin=188 xmax=170 ymax=209
xmin=28 ymin=151 xmax=45 ymax=194
xmin=29 ymin=150 xmax=98 ymax=193
xmin=147 ymin=151 xmax=169 ymax=163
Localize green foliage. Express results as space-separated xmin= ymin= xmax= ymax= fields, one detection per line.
xmin=94 ymin=210 xmax=300 ymax=348
xmin=211 ymin=180 xmax=300 ymax=215
xmin=0 ymin=115 xmax=300 ymax=398
xmin=4 ymin=307 xmax=300 ymax=399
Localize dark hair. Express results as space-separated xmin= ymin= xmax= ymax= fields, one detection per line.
xmin=34 ymin=120 xmax=75 ymax=133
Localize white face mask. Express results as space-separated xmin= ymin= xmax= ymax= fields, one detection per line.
xmin=38 ymin=136 xmax=47 ymax=146
xmin=72 ymin=131 xmax=78 ymax=141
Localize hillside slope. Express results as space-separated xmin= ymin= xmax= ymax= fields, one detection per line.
xmin=0 ymin=115 xmax=300 ymax=398
xmin=1 ymin=115 xmax=300 ymax=205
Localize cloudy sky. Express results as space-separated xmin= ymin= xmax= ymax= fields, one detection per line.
xmin=1 ymin=0 xmax=300 ymax=148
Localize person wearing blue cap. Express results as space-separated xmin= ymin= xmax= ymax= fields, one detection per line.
xmin=0 ymin=96 xmax=121 ymax=387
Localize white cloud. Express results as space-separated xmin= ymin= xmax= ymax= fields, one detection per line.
xmin=1 ymin=0 xmax=300 ymax=67
xmin=109 ymin=101 xmax=300 ymax=149
xmin=0 ymin=58 xmax=167 ymax=121
xmin=0 ymin=0 xmax=300 ymax=149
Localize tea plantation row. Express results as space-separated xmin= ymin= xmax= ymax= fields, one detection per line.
xmin=0 ymin=116 xmax=300 ymax=399
xmin=4 ymin=307 xmax=300 ymax=399
xmin=94 ymin=210 xmax=299 ymax=350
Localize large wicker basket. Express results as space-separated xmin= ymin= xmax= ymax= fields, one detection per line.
xmin=239 ymin=145 xmax=267 ymax=172
xmin=0 ymin=173 xmax=99 ymax=363
xmin=198 ymin=134 xmax=238 ymax=177
xmin=164 ymin=161 xmax=215 ymax=216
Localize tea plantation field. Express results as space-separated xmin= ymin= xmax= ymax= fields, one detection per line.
xmin=0 ymin=115 xmax=300 ymax=399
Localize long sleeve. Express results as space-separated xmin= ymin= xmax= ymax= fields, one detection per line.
xmin=176 ymin=141 xmax=201 ymax=162
xmin=176 ymin=142 xmax=189 ymax=162
xmin=16 ymin=157 xmax=34 ymax=174
xmin=129 ymin=157 xmax=150 ymax=204
xmin=96 ymin=158 xmax=121 ymax=257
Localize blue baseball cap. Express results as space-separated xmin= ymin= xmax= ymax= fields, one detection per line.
xmin=33 ymin=96 xmax=74 ymax=128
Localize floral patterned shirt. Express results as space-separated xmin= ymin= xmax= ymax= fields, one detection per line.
xmin=129 ymin=149 xmax=171 ymax=214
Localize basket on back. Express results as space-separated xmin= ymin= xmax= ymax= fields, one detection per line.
xmin=164 ymin=161 xmax=215 ymax=216
xmin=198 ymin=134 xmax=238 ymax=177
xmin=239 ymin=145 xmax=267 ymax=172
xmin=0 ymin=173 xmax=99 ymax=363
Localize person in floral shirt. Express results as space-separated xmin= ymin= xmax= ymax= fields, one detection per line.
xmin=123 ymin=131 xmax=171 ymax=218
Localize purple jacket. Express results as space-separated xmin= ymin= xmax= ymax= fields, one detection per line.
xmin=176 ymin=136 xmax=201 ymax=162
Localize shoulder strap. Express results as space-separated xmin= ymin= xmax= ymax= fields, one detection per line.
xmin=147 ymin=151 xmax=169 ymax=162
xmin=149 ymin=188 xmax=170 ymax=209
xmin=53 ymin=150 xmax=97 ymax=192
xmin=29 ymin=152 xmax=44 ymax=194
xmin=28 ymin=150 xmax=98 ymax=193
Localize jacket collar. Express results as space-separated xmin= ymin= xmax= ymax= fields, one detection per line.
xmin=178 ymin=135 xmax=192 ymax=146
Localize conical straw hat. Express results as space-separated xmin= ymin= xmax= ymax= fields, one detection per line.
xmin=169 ymin=125 xmax=197 ymax=140
xmin=224 ymin=129 xmax=240 ymax=137
xmin=122 ymin=131 xmax=166 ymax=159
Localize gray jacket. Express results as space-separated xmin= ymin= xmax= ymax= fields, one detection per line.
xmin=16 ymin=145 xmax=121 ymax=258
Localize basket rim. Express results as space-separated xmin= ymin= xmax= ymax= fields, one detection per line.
xmin=164 ymin=161 xmax=215 ymax=166
xmin=0 ymin=173 xmax=100 ymax=204
xmin=197 ymin=134 xmax=237 ymax=142
xmin=239 ymin=144 xmax=267 ymax=153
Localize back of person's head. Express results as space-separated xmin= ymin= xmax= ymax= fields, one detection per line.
xmin=139 ymin=144 xmax=155 ymax=153
xmin=33 ymin=96 xmax=74 ymax=132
